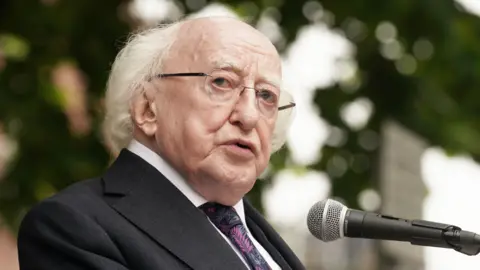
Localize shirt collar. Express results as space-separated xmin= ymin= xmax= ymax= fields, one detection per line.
xmin=127 ymin=139 xmax=246 ymax=222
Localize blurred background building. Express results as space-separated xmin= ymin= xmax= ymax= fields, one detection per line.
xmin=2 ymin=0 xmax=480 ymax=269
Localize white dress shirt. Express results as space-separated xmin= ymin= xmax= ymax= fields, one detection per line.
xmin=127 ymin=140 xmax=280 ymax=270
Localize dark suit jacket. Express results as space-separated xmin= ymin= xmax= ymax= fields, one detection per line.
xmin=17 ymin=149 xmax=305 ymax=270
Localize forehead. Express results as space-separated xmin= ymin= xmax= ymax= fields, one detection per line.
xmin=170 ymin=18 xmax=282 ymax=80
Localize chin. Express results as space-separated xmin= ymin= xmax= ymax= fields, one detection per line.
xmin=202 ymin=160 xmax=257 ymax=188
xmin=217 ymin=163 xmax=256 ymax=185
xmin=201 ymin=149 xmax=257 ymax=179
xmin=188 ymin=151 xmax=261 ymax=200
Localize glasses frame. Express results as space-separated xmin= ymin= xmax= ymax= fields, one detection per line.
xmin=154 ymin=72 xmax=296 ymax=111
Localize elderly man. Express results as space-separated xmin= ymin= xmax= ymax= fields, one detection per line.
xmin=17 ymin=16 xmax=303 ymax=270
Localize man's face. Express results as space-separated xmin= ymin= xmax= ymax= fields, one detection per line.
xmin=147 ymin=18 xmax=282 ymax=203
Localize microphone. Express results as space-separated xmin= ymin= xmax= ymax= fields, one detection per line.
xmin=307 ymin=199 xmax=480 ymax=256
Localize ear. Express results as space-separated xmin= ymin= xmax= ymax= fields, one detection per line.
xmin=130 ymin=82 xmax=158 ymax=136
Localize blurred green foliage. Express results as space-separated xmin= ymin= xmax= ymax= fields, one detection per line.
xmin=1 ymin=0 xmax=480 ymax=232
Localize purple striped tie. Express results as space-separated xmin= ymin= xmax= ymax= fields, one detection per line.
xmin=200 ymin=202 xmax=271 ymax=270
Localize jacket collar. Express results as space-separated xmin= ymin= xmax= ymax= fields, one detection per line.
xmin=245 ymin=200 xmax=305 ymax=270
xmin=125 ymin=139 xmax=248 ymax=224
xmin=102 ymin=149 xmax=247 ymax=270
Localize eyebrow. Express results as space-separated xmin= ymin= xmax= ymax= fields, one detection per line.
xmin=210 ymin=58 xmax=283 ymax=90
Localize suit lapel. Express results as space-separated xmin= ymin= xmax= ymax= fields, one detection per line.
xmin=244 ymin=200 xmax=306 ymax=270
xmin=246 ymin=215 xmax=291 ymax=270
xmin=102 ymin=150 xmax=246 ymax=270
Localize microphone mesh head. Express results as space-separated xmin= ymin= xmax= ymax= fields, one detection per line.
xmin=307 ymin=199 xmax=346 ymax=242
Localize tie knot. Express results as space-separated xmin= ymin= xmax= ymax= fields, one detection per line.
xmin=199 ymin=202 xmax=242 ymax=234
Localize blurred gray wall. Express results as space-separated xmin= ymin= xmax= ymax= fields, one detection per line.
xmin=378 ymin=120 xmax=428 ymax=270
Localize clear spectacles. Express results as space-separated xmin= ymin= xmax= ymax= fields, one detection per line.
xmin=154 ymin=69 xmax=296 ymax=118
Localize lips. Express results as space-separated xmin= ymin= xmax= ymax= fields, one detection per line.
xmin=225 ymin=139 xmax=256 ymax=154
xmin=235 ymin=142 xmax=250 ymax=150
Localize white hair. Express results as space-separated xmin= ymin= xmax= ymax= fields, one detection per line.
xmin=103 ymin=18 xmax=294 ymax=155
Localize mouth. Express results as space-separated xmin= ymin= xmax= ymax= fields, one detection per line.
xmin=235 ymin=142 xmax=251 ymax=150
xmin=225 ymin=139 xmax=256 ymax=155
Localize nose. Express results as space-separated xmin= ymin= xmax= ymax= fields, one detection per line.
xmin=228 ymin=87 xmax=260 ymax=131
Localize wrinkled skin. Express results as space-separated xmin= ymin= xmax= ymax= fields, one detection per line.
xmin=131 ymin=17 xmax=282 ymax=206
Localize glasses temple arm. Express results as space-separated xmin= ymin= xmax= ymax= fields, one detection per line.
xmin=278 ymin=102 xmax=296 ymax=111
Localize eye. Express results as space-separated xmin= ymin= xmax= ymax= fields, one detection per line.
xmin=257 ymin=89 xmax=278 ymax=105
xmin=212 ymin=77 xmax=230 ymax=88
xmin=208 ymin=71 xmax=238 ymax=92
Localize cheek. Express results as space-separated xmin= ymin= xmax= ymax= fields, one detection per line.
xmin=183 ymin=107 xmax=231 ymax=151
xmin=257 ymin=120 xmax=275 ymax=158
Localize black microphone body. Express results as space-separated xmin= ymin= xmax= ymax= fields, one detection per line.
xmin=307 ymin=199 xmax=480 ymax=256
xmin=347 ymin=210 xmax=454 ymax=247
